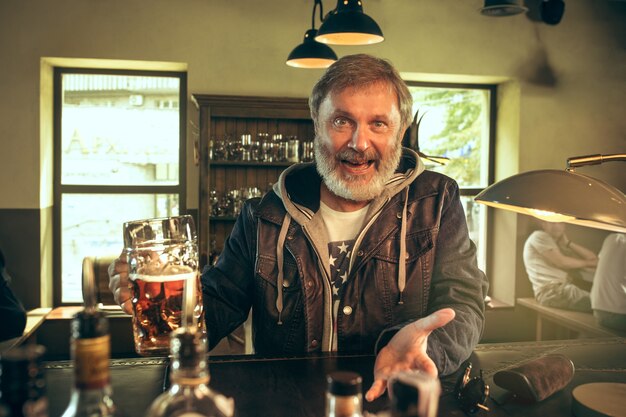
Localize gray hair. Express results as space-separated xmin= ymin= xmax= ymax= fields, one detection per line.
xmin=309 ymin=54 xmax=413 ymax=129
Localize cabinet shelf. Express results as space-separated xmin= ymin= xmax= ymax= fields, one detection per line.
xmin=193 ymin=94 xmax=314 ymax=267
xmin=209 ymin=216 xmax=237 ymax=222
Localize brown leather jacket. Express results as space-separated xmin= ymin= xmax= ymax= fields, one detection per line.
xmin=202 ymin=149 xmax=487 ymax=376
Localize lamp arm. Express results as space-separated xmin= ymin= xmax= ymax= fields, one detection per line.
xmin=566 ymin=153 xmax=626 ymax=170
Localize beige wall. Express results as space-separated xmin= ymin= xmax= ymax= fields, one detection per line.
xmin=0 ymin=0 xmax=624 ymax=308
xmin=1 ymin=0 xmax=624 ymax=209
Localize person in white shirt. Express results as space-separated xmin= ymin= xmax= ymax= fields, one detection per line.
xmin=523 ymin=221 xmax=597 ymax=311
xmin=590 ymin=233 xmax=626 ymax=333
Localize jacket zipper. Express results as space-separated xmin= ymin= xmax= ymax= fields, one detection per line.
xmin=301 ymin=224 xmax=334 ymax=352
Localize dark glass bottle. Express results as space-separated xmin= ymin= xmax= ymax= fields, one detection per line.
xmin=389 ymin=370 xmax=440 ymax=417
xmin=0 ymin=344 xmax=48 ymax=417
xmin=60 ymin=307 xmax=123 ymax=417
xmin=325 ymin=372 xmax=363 ymax=417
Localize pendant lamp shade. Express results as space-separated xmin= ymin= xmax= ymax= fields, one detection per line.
xmin=475 ymin=169 xmax=626 ymax=233
xmin=315 ymin=0 xmax=384 ymax=45
xmin=480 ymin=0 xmax=528 ymax=17
xmin=287 ymin=29 xmax=338 ymax=68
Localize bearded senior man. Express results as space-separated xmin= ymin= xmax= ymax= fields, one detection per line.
xmin=109 ymin=53 xmax=487 ymax=401
xmin=201 ymin=54 xmax=487 ymax=400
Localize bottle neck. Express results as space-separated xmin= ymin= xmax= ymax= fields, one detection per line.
xmin=169 ymin=362 xmax=210 ymax=387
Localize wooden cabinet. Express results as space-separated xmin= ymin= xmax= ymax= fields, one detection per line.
xmin=192 ymin=94 xmax=314 ymax=267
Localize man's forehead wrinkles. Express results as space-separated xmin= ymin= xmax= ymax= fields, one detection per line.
xmin=328 ymin=107 xmax=393 ymax=121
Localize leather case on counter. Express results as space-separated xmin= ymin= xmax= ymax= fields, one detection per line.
xmin=493 ymin=353 xmax=575 ymax=403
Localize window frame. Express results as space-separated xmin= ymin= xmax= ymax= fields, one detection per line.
xmin=405 ymin=80 xmax=497 ymax=273
xmin=52 ymin=67 xmax=187 ymax=306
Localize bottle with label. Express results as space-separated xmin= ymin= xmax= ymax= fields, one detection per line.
xmin=60 ymin=307 xmax=123 ymax=417
xmin=325 ymin=371 xmax=363 ymax=417
xmin=144 ymin=327 xmax=234 ymax=417
xmin=0 ymin=344 xmax=48 ymax=417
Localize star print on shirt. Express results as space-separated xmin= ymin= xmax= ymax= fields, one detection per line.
xmin=338 ymin=241 xmax=349 ymax=254
xmin=328 ymin=240 xmax=355 ymax=300
xmin=328 ymin=239 xmax=357 ymax=352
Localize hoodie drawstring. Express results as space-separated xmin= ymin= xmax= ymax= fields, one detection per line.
xmin=398 ymin=187 xmax=409 ymax=305
xmin=275 ymin=213 xmax=292 ymax=325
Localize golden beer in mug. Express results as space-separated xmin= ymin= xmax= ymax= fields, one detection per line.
xmin=123 ymin=215 xmax=205 ymax=356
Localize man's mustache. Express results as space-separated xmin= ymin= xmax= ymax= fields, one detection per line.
xmin=336 ymin=148 xmax=380 ymax=164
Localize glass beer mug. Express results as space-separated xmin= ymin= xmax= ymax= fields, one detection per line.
xmin=123 ymin=215 xmax=205 ymax=356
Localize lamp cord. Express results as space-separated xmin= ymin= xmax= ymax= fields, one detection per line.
xmin=312 ymin=0 xmax=323 ymax=29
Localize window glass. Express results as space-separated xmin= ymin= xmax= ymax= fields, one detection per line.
xmin=61 ymin=74 xmax=180 ymax=186
xmin=409 ymin=87 xmax=490 ymax=188
xmin=408 ymin=84 xmax=493 ymax=271
xmin=460 ymin=195 xmax=487 ymax=272
xmin=56 ymin=70 xmax=185 ymax=304
xmin=61 ymin=193 xmax=179 ymax=303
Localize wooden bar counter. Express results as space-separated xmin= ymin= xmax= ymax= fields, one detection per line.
xmin=39 ymin=337 xmax=625 ymax=417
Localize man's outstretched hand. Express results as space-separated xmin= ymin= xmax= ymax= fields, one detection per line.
xmin=365 ymin=308 xmax=455 ymax=402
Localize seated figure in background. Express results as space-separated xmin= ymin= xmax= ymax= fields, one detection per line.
xmin=0 ymin=247 xmax=27 ymax=342
xmin=523 ymin=221 xmax=597 ymax=312
xmin=590 ymin=233 xmax=626 ymax=333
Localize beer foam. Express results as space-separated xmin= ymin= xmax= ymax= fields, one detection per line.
xmin=130 ymin=272 xmax=197 ymax=282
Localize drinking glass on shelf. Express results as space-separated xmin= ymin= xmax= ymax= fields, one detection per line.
xmin=301 ymin=141 xmax=314 ymax=162
xmin=287 ymin=136 xmax=299 ymax=163
xmin=209 ymin=190 xmax=222 ymax=216
xmin=250 ymin=140 xmax=261 ymax=162
xmin=226 ymin=135 xmax=242 ymax=161
xmin=272 ymin=134 xmax=285 ymax=162
xmin=229 ymin=189 xmax=243 ymax=217
xmin=240 ymin=134 xmax=252 ymax=162
xmin=211 ymin=137 xmax=228 ymax=161
xmin=242 ymin=187 xmax=263 ymax=201
xmin=123 ymin=215 xmax=205 ymax=356
xmin=257 ymin=133 xmax=270 ymax=162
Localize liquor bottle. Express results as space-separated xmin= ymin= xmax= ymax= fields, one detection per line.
xmin=325 ymin=371 xmax=363 ymax=417
xmin=144 ymin=327 xmax=234 ymax=417
xmin=388 ymin=370 xmax=440 ymax=417
xmin=60 ymin=307 xmax=123 ymax=417
xmin=0 ymin=344 xmax=48 ymax=417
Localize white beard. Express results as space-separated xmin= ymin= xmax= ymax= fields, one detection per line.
xmin=314 ymin=139 xmax=402 ymax=202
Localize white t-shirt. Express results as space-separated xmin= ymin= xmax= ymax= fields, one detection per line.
xmin=319 ymin=201 xmax=370 ymax=351
xmin=523 ymin=230 xmax=567 ymax=295
xmin=319 ymin=201 xmax=369 ymax=242
xmin=590 ymin=233 xmax=626 ymax=314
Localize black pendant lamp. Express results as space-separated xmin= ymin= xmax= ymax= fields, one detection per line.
xmin=480 ymin=0 xmax=528 ymax=17
xmin=286 ymin=0 xmax=338 ymax=68
xmin=315 ymin=0 xmax=384 ymax=46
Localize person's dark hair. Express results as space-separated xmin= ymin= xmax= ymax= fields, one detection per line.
xmin=309 ymin=54 xmax=413 ymax=130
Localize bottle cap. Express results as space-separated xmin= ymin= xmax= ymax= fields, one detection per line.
xmin=327 ymin=371 xmax=362 ymax=396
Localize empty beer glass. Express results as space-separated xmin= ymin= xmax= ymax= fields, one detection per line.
xmin=123 ymin=215 xmax=205 ymax=356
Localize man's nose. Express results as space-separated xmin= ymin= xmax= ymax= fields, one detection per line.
xmin=348 ymin=126 xmax=370 ymax=152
